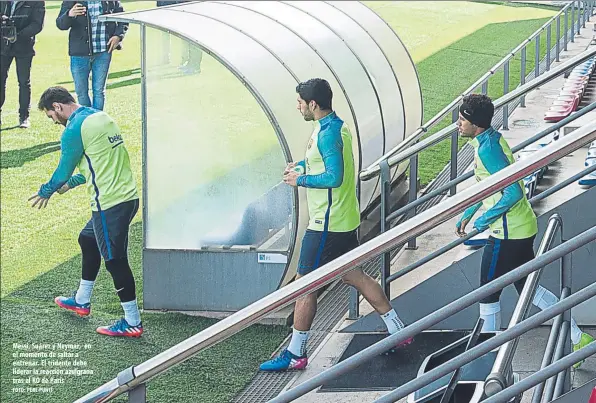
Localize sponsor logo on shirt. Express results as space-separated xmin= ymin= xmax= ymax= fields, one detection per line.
xmin=108 ymin=134 xmax=123 ymax=144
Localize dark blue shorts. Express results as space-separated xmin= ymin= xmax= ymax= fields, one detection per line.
xmin=297 ymin=229 xmax=359 ymax=276
xmin=480 ymin=235 xmax=535 ymax=303
xmin=80 ymin=199 xmax=139 ymax=261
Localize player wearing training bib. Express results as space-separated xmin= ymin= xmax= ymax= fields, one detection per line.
xmin=31 ymin=86 xmax=143 ymax=338
xmin=259 ymin=78 xmax=411 ymax=372
xmin=455 ymin=94 xmax=593 ymax=367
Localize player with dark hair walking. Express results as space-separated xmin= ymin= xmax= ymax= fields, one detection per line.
xmin=260 ymin=78 xmax=410 ymax=371
xmin=31 ymin=86 xmax=143 ymax=338
xmin=456 ymin=94 xmax=593 ymax=367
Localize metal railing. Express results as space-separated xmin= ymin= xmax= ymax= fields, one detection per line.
xmin=271 ymin=224 xmax=596 ymax=403
xmin=360 ymin=0 xmax=588 ymax=182
xmin=76 ymin=104 xmax=596 ymax=403
xmin=350 ymin=3 xmax=596 ymax=315
xmin=361 ymin=49 xmax=596 ymax=318
xmin=378 ymin=102 xmax=596 ymax=288
xmin=351 ymin=1 xmax=594 ymax=268
xmin=75 ymin=4 xmax=596 ymax=402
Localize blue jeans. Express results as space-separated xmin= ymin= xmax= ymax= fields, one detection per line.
xmin=70 ymin=52 xmax=112 ymax=111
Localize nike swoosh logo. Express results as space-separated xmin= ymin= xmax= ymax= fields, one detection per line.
xmin=116 ymin=287 xmax=125 ymax=293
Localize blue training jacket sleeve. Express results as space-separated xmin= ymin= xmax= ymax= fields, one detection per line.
xmin=457 ymin=202 xmax=482 ymax=228
xmin=473 ymin=145 xmax=523 ymax=231
xmin=297 ymin=131 xmax=344 ymax=189
xmin=67 ymin=173 xmax=87 ymax=189
xmin=38 ymin=124 xmax=84 ymax=198
xmin=296 ymin=160 xmax=306 ymax=170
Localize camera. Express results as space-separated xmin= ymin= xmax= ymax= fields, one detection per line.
xmin=1 ymin=15 xmax=26 ymax=44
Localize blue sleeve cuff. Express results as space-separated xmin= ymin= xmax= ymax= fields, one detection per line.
xmin=67 ymin=174 xmax=87 ymax=189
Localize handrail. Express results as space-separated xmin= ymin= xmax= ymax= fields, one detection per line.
xmin=384 ymin=101 xmax=596 ymax=223
xmin=360 ymin=46 xmax=596 ymax=181
xmin=75 ymin=118 xmax=596 ymax=403
xmin=360 ymin=1 xmax=575 ymax=181
xmin=271 ymin=227 xmax=596 ymax=403
xmin=485 ymin=214 xmax=563 ymax=396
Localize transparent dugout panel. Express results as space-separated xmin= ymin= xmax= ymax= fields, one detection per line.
xmin=144 ymin=27 xmax=293 ymax=252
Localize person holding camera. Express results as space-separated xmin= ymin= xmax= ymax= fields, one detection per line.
xmin=1 ymin=1 xmax=45 ymax=129
xmin=56 ymin=1 xmax=128 ymax=111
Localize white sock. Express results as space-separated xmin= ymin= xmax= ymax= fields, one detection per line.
xmin=121 ymin=300 xmax=141 ymax=327
xmin=75 ymin=280 xmax=95 ymax=305
xmin=480 ymin=302 xmax=502 ymax=332
xmin=533 ymin=286 xmax=582 ymax=344
xmin=287 ymin=328 xmax=309 ymax=357
xmin=381 ymin=309 xmax=405 ymax=334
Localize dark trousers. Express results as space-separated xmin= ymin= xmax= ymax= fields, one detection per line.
xmin=1 ymin=54 xmax=33 ymax=120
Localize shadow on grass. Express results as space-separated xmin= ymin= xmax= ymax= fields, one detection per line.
xmin=106 ymin=77 xmax=141 ymax=90
xmin=0 ymin=124 xmax=21 ymax=131
xmin=56 ymin=68 xmax=141 ymax=85
xmin=108 ymin=68 xmax=141 ymax=79
xmin=1 ymin=141 xmax=61 ymax=169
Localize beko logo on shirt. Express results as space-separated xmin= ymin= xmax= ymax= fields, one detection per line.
xmin=108 ymin=134 xmax=123 ymax=143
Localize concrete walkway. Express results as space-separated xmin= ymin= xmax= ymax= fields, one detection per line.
xmin=277 ymin=15 xmax=596 ymax=403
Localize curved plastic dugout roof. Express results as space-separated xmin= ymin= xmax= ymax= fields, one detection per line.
xmin=102 ymin=0 xmax=423 ymax=189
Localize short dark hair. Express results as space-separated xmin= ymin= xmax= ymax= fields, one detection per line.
xmin=38 ymin=87 xmax=76 ymax=111
xmin=460 ymin=93 xmax=494 ymax=129
xmin=296 ymin=78 xmax=333 ymax=110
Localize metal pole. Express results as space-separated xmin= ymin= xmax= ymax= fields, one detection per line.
xmin=521 ymin=46 xmax=527 ymax=107
xmin=535 ymin=35 xmax=541 ymax=78
xmin=371 ymin=283 xmax=596 ymax=403
xmin=543 ymin=321 xmax=570 ymax=402
xmin=556 ymin=15 xmax=561 ymax=62
xmin=503 ymin=61 xmax=510 ymax=130
xmin=268 ymin=229 xmax=596 ymax=403
xmin=348 ymin=288 xmax=359 ymax=320
xmin=530 ymin=288 xmax=569 ymax=403
xmin=553 ymin=362 xmax=568 ymax=399
xmin=547 ymin=23 xmax=552 ymax=71
xmin=578 ymin=0 xmax=583 ymax=33
xmin=561 ymin=250 xmax=573 ymax=396
xmin=450 ymin=108 xmax=459 ymax=195
xmin=565 ymin=8 xmax=569 ymax=49
xmin=140 ymin=25 xmax=149 ymax=250
xmin=481 ymin=341 xmax=596 ymax=403
xmin=484 ymin=215 xmax=562 ymax=397
xmin=380 ymin=159 xmax=392 ymax=298
xmin=482 ymin=80 xmax=488 ymax=95
xmin=583 ymin=1 xmax=587 ymax=28
xmin=572 ymin=3 xmax=576 ymax=42
xmin=406 ymin=154 xmax=418 ymax=250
